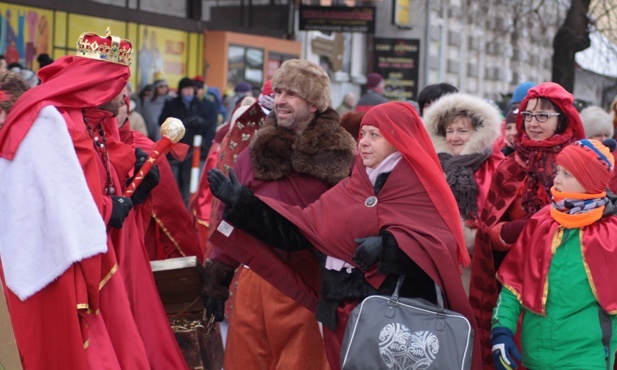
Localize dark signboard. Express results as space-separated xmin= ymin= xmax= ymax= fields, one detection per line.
xmin=299 ymin=5 xmax=375 ymax=33
xmin=373 ymin=38 xmax=420 ymax=100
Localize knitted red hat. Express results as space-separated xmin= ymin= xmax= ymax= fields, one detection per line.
xmin=366 ymin=73 xmax=383 ymax=89
xmin=556 ymin=139 xmax=616 ymax=193
xmin=261 ymin=80 xmax=273 ymax=96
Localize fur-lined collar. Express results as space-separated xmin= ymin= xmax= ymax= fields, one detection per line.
xmin=424 ymin=93 xmax=502 ymax=155
xmin=249 ymin=108 xmax=356 ymax=184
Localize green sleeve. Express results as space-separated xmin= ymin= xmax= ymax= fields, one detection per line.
xmin=492 ymin=287 xmax=523 ymax=333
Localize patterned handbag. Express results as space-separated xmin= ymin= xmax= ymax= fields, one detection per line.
xmin=341 ymin=275 xmax=473 ymax=370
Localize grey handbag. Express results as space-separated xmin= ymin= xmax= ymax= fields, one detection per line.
xmin=341 ymin=276 xmax=473 ymax=370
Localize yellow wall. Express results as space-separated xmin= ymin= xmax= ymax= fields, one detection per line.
xmin=0 ymin=2 xmax=203 ymax=92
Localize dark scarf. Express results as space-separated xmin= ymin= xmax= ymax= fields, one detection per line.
xmin=514 ymin=129 xmax=577 ymax=214
xmin=438 ymin=148 xmax=492 ymax=220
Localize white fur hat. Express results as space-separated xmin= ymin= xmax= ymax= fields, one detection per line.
xmin=580 ymin=106 xmax=614 ymax=139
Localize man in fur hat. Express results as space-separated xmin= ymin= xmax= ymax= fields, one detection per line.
xmin=201 ymin=59 xmax=356 ymax=370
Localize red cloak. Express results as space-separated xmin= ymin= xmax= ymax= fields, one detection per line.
xmin=0 ymin=55 xmax=187 ymax=369
xmin=497 ymin=207 xmax=617 ymax=315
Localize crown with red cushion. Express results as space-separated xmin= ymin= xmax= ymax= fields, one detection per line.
xmin=76 ymin=27 xmax=132 ymax=66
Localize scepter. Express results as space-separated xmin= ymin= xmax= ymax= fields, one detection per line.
xmin=124 ymin=117 xmax=185 ymax=197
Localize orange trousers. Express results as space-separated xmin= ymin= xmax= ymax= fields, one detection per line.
xmin=224 ymin=267 xmax=330 ymax=370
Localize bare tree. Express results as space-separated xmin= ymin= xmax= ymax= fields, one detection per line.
xmin=552 ymin=0 xmax=592 ymax=92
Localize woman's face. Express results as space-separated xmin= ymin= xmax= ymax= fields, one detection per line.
xmin=445 ymin=116 xmax=474 ymax=155
xmin=523 ymin=98 xmax=560 ymax=141
xmin=504 ymin=122 xmax=517 ymax=147
xmin=358 ymin=125 xmax=397 ymax=169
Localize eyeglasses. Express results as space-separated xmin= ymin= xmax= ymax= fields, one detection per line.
xmin=521 ymin=111 xmax=560 ymax=123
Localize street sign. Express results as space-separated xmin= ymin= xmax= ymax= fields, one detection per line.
xmin=299 ymin=5 xmax=376 ymax=33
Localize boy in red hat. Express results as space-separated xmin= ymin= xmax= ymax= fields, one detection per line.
xmin=491 ymin=139 xmax=617 ymax=370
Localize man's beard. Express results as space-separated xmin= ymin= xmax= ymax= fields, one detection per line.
xmin=98 ymin=102 xmax=120 ymax=117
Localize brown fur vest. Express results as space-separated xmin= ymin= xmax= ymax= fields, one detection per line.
xmin=249 ymin=108 xmax=356 ymax=185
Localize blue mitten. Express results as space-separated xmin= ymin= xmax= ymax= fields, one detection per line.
xmin=491 ymin=326 xmax=522 ymax=370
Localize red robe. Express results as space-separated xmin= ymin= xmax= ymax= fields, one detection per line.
xmin=0 ymin=56 xmax=187 ymax=369
xmin=497 ymin=206 xmax=617 ymax=315
xmin=210 ymin=151 xmax=328 ymax=311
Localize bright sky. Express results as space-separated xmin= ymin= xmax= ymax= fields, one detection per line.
xmin=575 ymin=31 xmax=617 ymax=77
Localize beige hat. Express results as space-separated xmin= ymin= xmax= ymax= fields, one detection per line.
xmin=271 ymin=59 xmax=330 ymax=112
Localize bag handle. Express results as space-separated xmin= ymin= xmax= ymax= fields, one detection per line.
xmin=392 ymin=275 xmax=446 ymax=313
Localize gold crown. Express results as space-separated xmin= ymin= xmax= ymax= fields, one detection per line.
xmin=76 ymin=27 xmax=132 ymax=66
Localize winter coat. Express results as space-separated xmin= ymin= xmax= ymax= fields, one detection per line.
xmin=424 ymin=93 xmax=504 ymax=252
xmin=354 ymin=90 xmax=389 ymax=113
xmin=158 ymin=96 xmax=218 ymax=161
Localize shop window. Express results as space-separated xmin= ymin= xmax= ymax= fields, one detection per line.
xmin=227 ymin=44 xmax=264 ymax=92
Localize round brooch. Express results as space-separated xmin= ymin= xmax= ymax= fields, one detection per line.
xmin=365 ymin=196 xmax=378 ymax=207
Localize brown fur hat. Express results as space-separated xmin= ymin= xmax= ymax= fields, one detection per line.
xmin=272 ymin=59 xmax=330 ymax=112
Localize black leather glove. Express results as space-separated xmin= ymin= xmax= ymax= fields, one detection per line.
xmin=201 ymin=259 xmax=235 ymax=322
xmin=129 ymin=147 xmax=160 ymax=205
xmin=203 ymin=296 xmax=226 ymax=322
xmin=208 ymin=168 xmax=242 ymax=207
xmin=353 ymin=236 xmax=383 ymax=270
xmin=109 ymin=196 xmax=133 ymax=228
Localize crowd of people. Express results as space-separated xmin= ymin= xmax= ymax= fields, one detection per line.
xmin=2 ymin=27 xmax=617 ymax=370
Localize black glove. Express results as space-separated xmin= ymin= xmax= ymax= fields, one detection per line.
xmin=353 ymin=236 xmax=383 ymax=270
xmin=129 ymin=147 xmax=160 ymax=205
xmin=201 ymin=259 xmax=235 ymax=322
xmin=208 ymin=168 xmax=242 ymax=207
xmin=203 ymin=296 xmax=226 ymax=322
xmin=109 ymin=196 xmax=133 ymax=228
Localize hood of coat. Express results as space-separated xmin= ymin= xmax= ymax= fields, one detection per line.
xmin=424 ymin=93 xmax=502 ymax=156
xmin=249 ymin=107 xmax=356 ymax=185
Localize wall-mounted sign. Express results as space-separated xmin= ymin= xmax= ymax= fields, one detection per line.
xmin=373 ymin=38 xmax=420 ymax=100
xmin=299 ymin=5 xmax=375 ymax=33
xmin=393 ymin=0 xmax=411 ymax=28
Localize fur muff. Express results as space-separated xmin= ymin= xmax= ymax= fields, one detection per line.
xmin=271 ymin=59 xmax=331 ymax=112
xmin=424 ymin=93 xmax=502 ymax=156
xmin=249 ymin=108 xmax=356 ymax=185
xmin=201 ymin=259 xmax=236 ymax=301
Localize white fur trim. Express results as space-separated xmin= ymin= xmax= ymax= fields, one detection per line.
xmin=424 ymin=93 xmax=503 ymax=155
xmin=0 ymin=106 xmax=107 ymax=300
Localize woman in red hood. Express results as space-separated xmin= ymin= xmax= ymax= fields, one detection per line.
xmin=207 ymin=101 xmax=481 ymax=370
xmin=467 ymin=82 xmax=586 ymax=369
